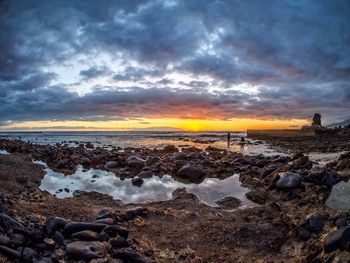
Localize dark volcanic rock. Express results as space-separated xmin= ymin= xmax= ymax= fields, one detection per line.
xmin=116 ymin=248 xmax=156 ymax=263
xmin=104 ymin=161 xmax=119 ymax=169
xmin=324 ymin=226 xmax=350 ymax=253
xmin=276 ymin=172 xmax=301 ymax=189
xmin=307 ymin=213 xmax=325 ymax=232
xmin=132 ymin=177 xmax=144 ymax=187
xmin=120 ymin=207 xmax=148 ymax=221
xmin=145 ymin=156 xmax=161 ymax=166
xmin=45 ymin=217 xmax=67 ymax=235
xmin=63 ymin=222 xmax=107 ymax=236
xmin=71 ymin=230 xmax=99 ymax=241
xmin=96 ymin=209 xmax=113 ymax=220
xmin=22 ymin=247 xmax=38 ymax=263
xmin=66 ymin=241 xmax=106 ymax=260
xmin=298 ymin=228 xmax=311 ymax=240
xmin=126 ymin=156 xmax=145 ymax=169
xmin=0 ymin=245 xmax=20 ymax=259
xmin=215 ymin=196 xmax=242 ymax=210
xmin=0 ymin=213 xmax=24 ymax=232
xmin=137 ymin=170 xmax=153 ymax=179
xmin=110 ymin=235 xmax=130 ymax=248
xmin=103 ymin=225 xmax=128 ymax=239
xmin=176 ymin=164 xmax=205 ymax=183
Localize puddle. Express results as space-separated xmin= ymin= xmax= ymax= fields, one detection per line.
xmin=37 ymin=161 xmax=254 ymax=208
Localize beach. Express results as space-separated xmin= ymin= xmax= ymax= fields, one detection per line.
xmin=0 ymin=133 xmax=350 ymax=262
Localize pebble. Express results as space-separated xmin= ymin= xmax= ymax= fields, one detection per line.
xmin=63 ymin=222 xmax=107 ymax=236
xmin=104 ymin=161 xmax=119 ymax=169
xmin=132 ymin=177 xmax=144 ymax=187
xmin=307 ymin=213 xmax=325 ymax=232
xmin=110 ymin=236 xmax=130 ymax=248
xmin=0 ymin=245 xmax=20 ymax=258
xmin=45 ymin=217 xmax=67 ymax=235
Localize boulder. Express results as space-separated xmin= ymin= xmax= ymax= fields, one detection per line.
xmin=176 ymin=164 xmax=205 ymax=183
xmin=276 ymin=172 xmax=301 ymax=189
xmin=136 ymin=170 xmax=153 ymax=179
xmin=307 ymin=213 xmax=325 ymax=232
xmin=66 ymin=241 xmax=106 ymax=260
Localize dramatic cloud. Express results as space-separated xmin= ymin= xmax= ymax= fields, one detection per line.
xmin=0 ymin=0 xmax=350 ymax=126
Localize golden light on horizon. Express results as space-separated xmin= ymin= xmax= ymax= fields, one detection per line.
xmin=1 ymin=118 xmax=309 ymax=132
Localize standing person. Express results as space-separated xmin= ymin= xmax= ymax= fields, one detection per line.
xmin=227 ymin=132 xmax=231 ymax=147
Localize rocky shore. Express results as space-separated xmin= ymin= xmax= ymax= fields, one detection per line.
xmin=1 ymin=137 xmax=350 ymax=262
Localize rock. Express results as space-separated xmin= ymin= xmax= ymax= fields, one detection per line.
xmin=307 ymin=213 xmax=325 ymax=232
xmin=119 ymin=207 xmax=148 ymax=221
xmin=176 ymin=164 xmax=205 ymax=183
xmin=145 ymin=156 xmax=161 ymax=166
xmin=80 ymin=158 xmax=91 ymax=165
xmin=99 ymin=231 xmax=109 ymax=242
xmin=326 ymin=181 xmax=350 ymax=211
xmin=170 ymin=152 xmax=187 ymax=160
xmin=0 ymin=213 xmax=24 ymax=232
xmin=52 ymin=231 xmax=64 ymax=246
xmin=94 ymin=218 xmax=114 ymax=225
xmin=66 ymin=241 xmax=106 ymax=260
xmin=71 ymin=230 xmax=99 ymax=241
xmin=63 ymin=222 xmax=107 ymax=236
xmin=45 ymin=217 xmax=67 ymax=235
xmin=324 ymin=226 xmax=350 ymax=253
xmin=161 ymin=145 xmax=178 ymax=153
xmin=105 ymin=161 xmax=119 ymax=169
xmin=43 ymin=238 xmax=55 ymax=249
xmin=0 ymin=245 xmax=20 ymax=258
xmin=136 ymin=170 xmax=153 ymax=179
xmin=275 ymin=172 xmax=302 ymax=189
xmin=335 ymin=213 xmax=348 ymax=228
xmin=85 ymin=142 xmax=94 ymax=149
xmin=11 ymin=233 xmax=26 ymax=247
xmin=96 ymin=209 xmax=113 ymax=220
xmin=110 ymin=236 xmax=130 ymax=248
xmin=22 ymin=247 xmax=38 ymax=263
xmin=132 ymin=177 xmax=144 ymax=187
xmin=298 ymin=228 xmax=311 ymax=240
xmin=126 ymin=156 xmax=145 ymax=169
xmin=103 ymin=225 xmax=128 ymax=239
xmin=273 ymin=156 xmax=290 ymax=163
xmin=116 ymin=248 xmax=156 ymax=263
xmin=0 ymin=234 xmax=11 ymax=246
xmin=293 ymin=156 xmax=311 ymax=169
xmin=215 ymin=196 xmax=242 ymax=210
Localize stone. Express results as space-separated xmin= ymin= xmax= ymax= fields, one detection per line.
xmin=45 ymin=217 xmax=67 ymax=235
xmin=307 ymin=213 xmax=325 ymax=232
xmin=170 ymin=152 xmax=187 ymax=160
xmin=0 ymin=245 xmax=20 ymax=258
xmin=110 ymin=236 xmax=130 ymax=248
xmin=293 ymin=156 xmax=311 ymax=169
xmin=132 ymin=177 xmax=144 ymax=187
xmin=215 ymin=196 xmax=242 ymax=210
xmin=176 ymin=164 xmax=205 ymax=183
xmin=80 ymin=158 xmax=91 ymax=165
xmin=162 ymin=145 xmax=178 ymax=153
xmin=0 ymin=213 xmax=24 ymax=232
xmin=22 ymin=247 xmax=38 ymax=263
xmin=0 ymin=234 xmax=11 ymax=246
xmin=326 ymin=181 xmax=350 ymax=211
xmin=145 ymin=156 xmax=161 ymax=166
xmin=126 ymin=156 xmax=145 ymax=169
xmin=104 ymin=161 xmax=119 ymax=169
xmin=11 ymin=233 xmax=26 ymax=247
xmin=94 ymin=218 xmax=114 ymax=225
xmin=103 ymin=225 xmax=128 ymax=239
xmin=119 ymin=207 xmax=148 ymax=221
xmin=52 ymin=231 xmax=64 ymax=246
xmin=71 ymin=230 xmax=99 ymax=241
xmin=298 ymin=228 xmax=311 ymax=240
xmin=136 ymin=170 xmax=153 ymax=179
xmin=324 ymin=226 xmax=350 ymax=253
xmin=43 ymin=238 xmax=55 ymax=249
xmin=96 ymin=209 xmax=113 ymax=220
xmin=276 ymin=172 xmax=301 ymax=189
xmin=66 ymin=241 xmax=106 ymax=260
xmin=116 ymin=248 xmax=156 ymax=263
xmin=63 ymin=222 xmax=107 ymax=236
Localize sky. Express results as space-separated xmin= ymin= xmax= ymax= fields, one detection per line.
xmin=1 ymin=0 xmax=350 ymax=131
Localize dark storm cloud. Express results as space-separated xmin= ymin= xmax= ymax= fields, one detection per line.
xmin=80 ymin=66 xmax=112 ymax=80
xmin=0 ymin=0 xmax=350 ymax=125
